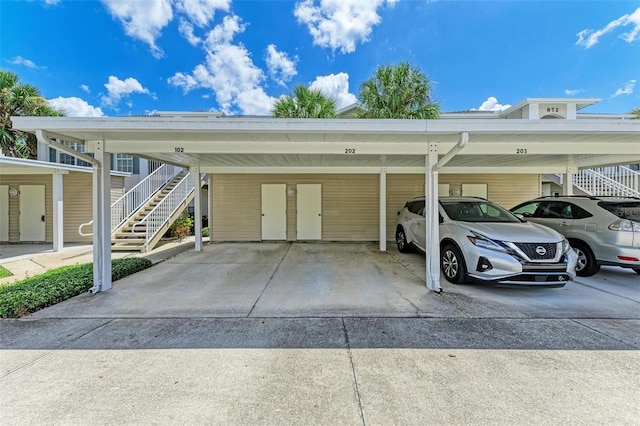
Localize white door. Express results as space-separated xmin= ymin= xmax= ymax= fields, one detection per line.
xmin=297 ymin=184 xmax=322 ymax=240
xmin=20 ymin=185 xmax=46 ymax=242
xmin=0 ymin=185 xmax=8 ymax=241
xmin=261 ymin=184 xmax=286 ymax=240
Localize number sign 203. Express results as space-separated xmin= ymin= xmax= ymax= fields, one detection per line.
xmin=516 ymin=148 xmax=528 ymax=155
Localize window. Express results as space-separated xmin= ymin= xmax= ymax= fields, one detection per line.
xmin=406 ymin=200 xmax=424 ymax=215
xmin=511 ymin=201 xmax=541 ymax=217
xmin=114 ymin=153 xmax=134 ymax=173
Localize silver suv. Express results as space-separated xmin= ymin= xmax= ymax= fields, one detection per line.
xmin=511 ymin=196 xmax=640 ymax=276
xmin=396 ymin=197 xmax=577 ymax=287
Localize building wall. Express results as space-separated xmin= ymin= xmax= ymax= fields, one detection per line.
xmin=0 ymin=173 xmax=125 ymax=244
xmin=210 ymin=173 xmax=541 ymax=242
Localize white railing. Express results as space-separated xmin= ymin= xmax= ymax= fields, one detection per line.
xmin=110 ymin=163 xmax=181 ymax=232
xmin=132 ymin=172 xmax=197 ymax=251
xmin=79 ymin=163 xmax=182 ymax=236
xmin=587 ymin=166 xmax=639 ymax=194
xmin=573 ymin=169 xmax=640 ymax=197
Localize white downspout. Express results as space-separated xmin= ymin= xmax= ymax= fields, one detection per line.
xmin=425 ymin=132 xmax=469 ymax=292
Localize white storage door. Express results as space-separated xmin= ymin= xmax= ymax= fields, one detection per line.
xmin=261 ymin=184 xmax=286 ymax=240
xmin=297 ymin=184 xmax=322 ymax=240
xmin=0 ymin=185 xmax=8 ymax=241
xmin=20 ymin=185 xmax=46 ymax=241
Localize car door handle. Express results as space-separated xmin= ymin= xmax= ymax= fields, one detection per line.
xmin=559 ymin=221 xmax=570 ymax=226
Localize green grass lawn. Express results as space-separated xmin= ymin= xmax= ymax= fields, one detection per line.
xmin=0 ymin=265 xmax=12 ymax=279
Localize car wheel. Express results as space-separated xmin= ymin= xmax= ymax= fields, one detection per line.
xmin=396 ymin=227 xmax=412 ymax=253
xmin=572 ymin=242 xmax=600 ymax=277
xmin=441 ymin=244 xmax=467 ymax=284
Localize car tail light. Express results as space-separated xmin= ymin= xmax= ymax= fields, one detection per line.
xmin=617 ymin=256 xmax=639 ymax=262
xmin=608 ymin=219 xmax=640 ymax=232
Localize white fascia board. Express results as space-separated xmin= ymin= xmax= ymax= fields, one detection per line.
xmin=438 ymin=166 xmax=570 ymax=174
xmin=425 ymin=118 xmax=640 ymax=133
xmin=205 ymin=166 xmax=429 ymax=174
xmin=12 ymin=116 xmax=429 ymax=135
xmin=103 ymin=141 xmax=433 ymax=155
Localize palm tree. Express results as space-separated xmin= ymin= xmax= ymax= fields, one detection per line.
xmin=631 ymin=107 xmax=640 ymax=119
xmin=272 ymin=85 xmax=337 ymax=118
xmin=0 ymin=70 xmax=64 ymax=158
xmin=356 ymin=62 xmax=439 ymax=119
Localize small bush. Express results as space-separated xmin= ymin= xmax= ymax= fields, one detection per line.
xmin=202 ymin=227 xmax=210 ymax=237
xmin=170 ymin=211 xmax=193 ymax=241
xmin=0 ymin=257 xmax=152 ymax=318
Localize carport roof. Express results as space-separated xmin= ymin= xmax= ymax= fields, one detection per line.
xmin=0 ymin=156 xmax=129 ymax=176
xmin=12 ymin=114 xmax=640 ymax=174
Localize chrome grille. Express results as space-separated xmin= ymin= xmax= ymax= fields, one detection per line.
xmin=514 ymin=242 xmax=557 ymax=260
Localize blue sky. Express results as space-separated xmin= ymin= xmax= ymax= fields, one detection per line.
xmin=2 ymin=0 xmax=639 ymax=117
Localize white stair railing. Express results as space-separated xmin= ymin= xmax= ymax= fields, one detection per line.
xmin=588 ymin=166 xmax=639 ymax=194
xmin=132 ymin=172 xmax=198 ymax=251
xmin=110 ymin=163 xmax=182 ymax=232
xmin=573 ymin=169 xmax=640 ymax=197
xmin=79 ymin=163 xmax=182 ymax=236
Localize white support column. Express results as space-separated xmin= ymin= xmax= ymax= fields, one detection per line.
xmin=564 ymin=166 xmax=575 ymax=195
xmin=52 ymin=172 xmax=64 ymax=252
xmin=193 ymin=166 xmax=202 ymax=252
xmin=90 ymin=140 xmax=112 ymax=293
xmin=425 ymin=143 xmax=441 ymax=292
xmin=208 ymin=175 xmax=213 ymax=244
xmin=379 ymin=166 xmax=387 ymax=252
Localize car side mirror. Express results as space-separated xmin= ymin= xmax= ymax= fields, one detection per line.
xmin=397 ymin=211 xmax=400 ymax=216
xmin=515 ymin=213 xmax=526 ymax=221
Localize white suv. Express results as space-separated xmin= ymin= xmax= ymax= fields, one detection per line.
xmin=396 ymin=197 xmax=577 ymax=287
xmin=511 ymin=196 xmax=640 ymax=276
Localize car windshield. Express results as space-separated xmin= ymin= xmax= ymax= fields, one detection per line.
xmin=597 ymin=201 xmax=640 ymax=223
xmin=441 ymin=200 xmax=521 ymax=223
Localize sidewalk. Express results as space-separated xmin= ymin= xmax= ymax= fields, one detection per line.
xmin=0 ymin=237 xmax=200 ymax=286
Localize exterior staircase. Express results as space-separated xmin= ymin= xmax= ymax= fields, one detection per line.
xmin=548 ymin=165 xmax=640 ymax=198
xmin=111 ymin=170 xmax=189 ymax=251
xmin=80 ymin=163 xmax=203 ymax=253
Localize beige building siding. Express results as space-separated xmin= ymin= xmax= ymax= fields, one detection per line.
xmin=0 ymin=173 xmax=125 ymax=244
xmin=211 ymin=174 xmax=379 ymax=241
xmin=211 ymin=173 xmax=541 ymax=243
xmin=64 ymin=173 xmax=125 ymax=243
xmin=386 ymin=174 xmax=541 ymax=241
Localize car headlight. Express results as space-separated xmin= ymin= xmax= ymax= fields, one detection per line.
xmin=560 ymin=238 xmax=571 ymax=255
xmin=467 ymin=232 xmax=508 ymax=253
xmin=608 ymin=219 xmax=640 ymax=232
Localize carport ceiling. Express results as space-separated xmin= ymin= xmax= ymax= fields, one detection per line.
xmin=12 ymin=116 xmax=640 ymax=173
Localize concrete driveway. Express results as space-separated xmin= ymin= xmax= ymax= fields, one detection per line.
xmin=25 ymin=241 xmax=640 ymax=320
xmin=2 ymin=242 xmax=639 ymax=425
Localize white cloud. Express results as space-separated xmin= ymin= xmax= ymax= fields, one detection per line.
xmin=475 ymin=97 xmax=511 ymax=111
xmin=309 ymin=72 xmax=357 ymax=109
xmin=265 ymin=44 xmax=298 ymax=86
xmin=612 ymin=79 xmax=636 ymax=97
xmin=44 ymin=0 xmax=61 ymax=4
xmin=564 ymin=88 xmax=584 ymax=96
xmin=178 ymin=19 xmax=202 ymax=45
xmin=294 ymin=0 xmax=396 ymax=54
xmin=576 ymin=7 xmax=640 ymax=48
xmin=9 ymin=56 xmax=44 ymax=69
xmin=101 ymin=0 xmax=173 ymax=58
xmin=48 ymin=97 xmax=105 ymax=117
xmin=175 ymin=0 xmax=230 ymax=27
xmin=80 ymin=84 xmax=90 ymax=93
xmin=169 ymin=15 xmax=276 ymax=115
xmin=102 ymin=76 xmax=151 ymax=107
